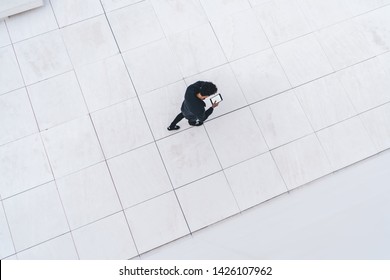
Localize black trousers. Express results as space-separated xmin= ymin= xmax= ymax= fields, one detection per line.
xmin=169 ymin=108 xmax=213 ymax=128
xmin=169 ymin=113 xmax=203 ymax=127
xmin=169 ymin=113 xmax=185 ymax=127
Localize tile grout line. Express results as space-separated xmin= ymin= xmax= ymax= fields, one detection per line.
xmin=8 ymin=232 xmax=74 ymax=259
xmin=37 ymin=127 xmax=82 ymax=260
xmin=0 ymin=199 xmax=18 ymax=259
xmin=54 ymin=0 xmax=142 ymax=258
xmin=152 ymin=141 xmax=195 ymax=236
xmin=2 ymin=92 xmax=389 ymax=199
xmin=293 ymin=0 xmax=338 ymax=74
xmin=260 ymin=2 xmax=390 ymax=49
xmin=140 ymin=144 xmax=390 ymax=256
xmin=68 ymin=34 xmax=142 ymax=256
xmin=250 ymin=0 xmax=294 ymax=91
xmin=5 ymin=89 xmax=388 ymax=204
xmin=3 ymin=1 xmax=390 ymax=258
xmin=2 ymin=37 xmax=387 ymax=104
xmin=356 ymin=113 xmax=381 ymax=155
xmin=349 ymin=56 xmax=388 ymax=151
xmin=234 ymin=5 xmax=291 ymax=194
xmin=202 ymin=124 xmax=242 ymax=213
xmin=247 ymin=102 xmax=290 ymax=192
xmin=313 ymin=73 xmax=358 ymax=170
xmin=3 ymin=87 xmax=388 ymax=200
xmin=201 ymin=4 xmax=254 ymax=213
xmin=4 ymin=14 xmax=83 ymax=259
xmin=248 ymin=103 xmax=290 ymax=193
xmin=292 ymin=85 xmax=335 ymax=173
xmin=7 ymin=144 xmax=390 ymax=259
xmin=312 ymin=32 xmax=337 ymax=73
xmin=96 ymin=0 xmax=188 ymax=256
xmin=43 ymin=3 xmax=96 ymax=259
xmin=47 ymin=0 xmax=60 ymax=29
xmin=146 ymin=0 xmax=197 ymax=237
xmin=275 ymin=0 xmax=336 ymax=171
xmin=6 ymin=11 xmax=103 ymax=45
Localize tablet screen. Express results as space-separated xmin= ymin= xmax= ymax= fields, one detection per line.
xmin=210 ymin=94 xmax=223 ymax=104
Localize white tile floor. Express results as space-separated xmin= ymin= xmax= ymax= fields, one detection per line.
xmin=14 ymin=30 xmax=73 ymax=85
xmin=27 ymin=71 xmax=88 ymax=130
xmin=1 ymin=0 xmax=390 ymax=259
xmin=5 ymin=0 xmax=56 ymax=43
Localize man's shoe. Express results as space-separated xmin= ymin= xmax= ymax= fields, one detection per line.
xmin=167 ymin=125 xmax=180 ymax=131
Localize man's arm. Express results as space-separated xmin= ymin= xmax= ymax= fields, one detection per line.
xmin=198 ymin=101 xmax=219 ymax=122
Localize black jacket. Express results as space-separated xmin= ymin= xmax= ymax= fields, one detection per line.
xmin=181 ymin=81 xmax=213 ymax=123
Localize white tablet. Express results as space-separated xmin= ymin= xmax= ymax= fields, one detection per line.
xmin=210 ymin=93 xmax=223 ymax=104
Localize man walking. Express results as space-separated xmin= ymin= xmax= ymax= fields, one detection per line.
xmin=167 ymin=81 xmax=219 ymax=131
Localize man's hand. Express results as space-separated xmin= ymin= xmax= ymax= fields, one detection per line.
xmin=212 ymin=101 xmax=219 ymax=108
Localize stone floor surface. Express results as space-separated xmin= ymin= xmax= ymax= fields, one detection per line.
xmin=1 ymin=0 xmax=390 ymax=259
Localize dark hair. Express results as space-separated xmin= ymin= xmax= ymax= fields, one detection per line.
xmin=200 ymin=82 xmax=218 ymax=96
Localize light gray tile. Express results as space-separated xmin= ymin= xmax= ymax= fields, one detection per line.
xmin=140 ymin=81 xmax=191 ymax=140
xmin=168 ymin=23 xmax=227 ymax=77
xmin=317 ymin=116 xmax=377 ymax=170
xmin=75 ymin=54 xmax=136 ymax=112
xmin=274 ymin=34 xmax=333 ymax=86
xmin=6 ymin=0 xmax=57 ymax=42
xmin=50 ymin=0 xmax=104 ymax=27
xmin=211 ymin=9 xmax=270 ymax=61
xmin=41 ymin=116 xmax=104 ymax=178
xmin=249 ymin=0 xmax=272 ymax=7
xmin=176 ymin=172 xmax=239 ymax=232
xmin=360 ymin=5 xmax=390 ymax=52
xmin=337 ymin=57 xmax=390 ymax=113
xmin=199 ymin=0 xmax=251 ymax=21
xmin=297 ymin=0 xmax=360 ymax=30
xmin=360 ymin=103 xmax=390 ymax=151
xmin=61 ymin=15 xmax=118 ymax=67
xmin=316 ymin=6 xmax=390 ymax=71
xmin=0 ymin=21 xmax=11 ymax=47
xmin=108 ymin=143 xmax=172 ymax=209
xmin=125 ymin=192 xmax=189 ymax=253
xmin=205 ymin=107 xmax=268 ymax=168
xmin=0 ymin=88 xmax=38 ymax=145
xmin=3 ymin=182 xmax=69 ymax=252
xmin=14 ymin=30 xmax=72 ymax=85
xmin=185 ymin=64 xmax=247 ymax=119
xmin=0 ymin=203 xmax=15 ymax=259
xmin=298 ymin=0 xmax=390 ymax=30
xmin=318 ymin=23 xmax=371 ymax=71
xmin=73 ymin=212 xmax=137 ymax=259
xmin=254 ymin=0 xmax=311 ymax=46
xmin=151 ymin=0 xmax=208 ymax=35
xmin=123 ymin=39 xmax=183 ymax=94
xmin=17 ymin=234 xmax=78 ymax=260
xmin=0 ymin=134 xmax=53 ymax=198
xmin=231 ymin=49 xmax=291 ymax=103
xmin=379 ymin=50 xmax=390 ymax=70
xmin=271 ymin=134 xmax=331 ymax=190
xmin=57 ymin=163 xmax=122 ymax=229
xmin=157 ymin=126 xmax=221 ymax=188
xmin=251 ymin=91 xmax=313 ymax=149
xmin=91 ymin=98 xmax=154 ymax=158
xmin=295 ymin=74 xmax=356 ymax=130
xmin=224 ymin=152 xmax=287 ymax=210
xmin=27 ymin=71 xmax=88 ymax=130
xmin=108 ymin=1 xmax=164 ymax=52
xmin=0 ymin=45 xmax=24 ymax=95
xmin=101 ymin=0 xmax=144 ymax=12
